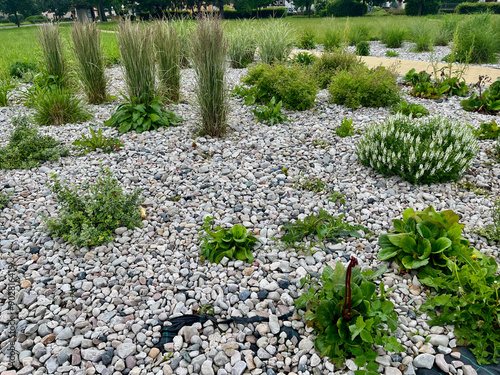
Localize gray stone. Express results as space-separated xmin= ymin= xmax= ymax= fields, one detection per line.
xmin=268 ymin=315 xmax=280 ymax=335
xmin=116 ymin=343 xmax=136 ymax=359
xmin=429 ymin=334 xmax=449 ymax=347
xmin=435 ymin=354 xmax=449 ymax=373
xmin=257 ymin=348 xmax=271 ymax=360
xmin=81 ymin=348 xmax=104 ymax=362
xmin=386 ymin=368 xmax=402 ymax=375
xmin=25 ymin=324 xmax=38 ymax=335
xmin=298 ymin=338 xmax=314 ymax=352
xmin=45 ymin=357 xmax=58 ymax=374
xmin=201 ymin=360 xmax=215 ymax=375
xmin=462 ymin=365 xmax=477 ymax=375
xmin=376 ymin=355 xmax=392 ymax=367
xmin=437 ymin=345 xmax=452 ymax=355
xmin=57 ymin=347 xmax=73 ymax=365
xmin=56 ymin=327 xmax=73 ymax=340
xmin=413 ymin=354 xmax=435 ymax=369
xmin=405 ymin=364 xmax=416 ymax=375
xmin=214 ymin=351 xmax=229 ymax=367
xmin=232 ymin=361 xmax=247 ymax=375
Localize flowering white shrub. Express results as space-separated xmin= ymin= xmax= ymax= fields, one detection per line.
xmin=356 ymin=114 xmax=478 ymax=184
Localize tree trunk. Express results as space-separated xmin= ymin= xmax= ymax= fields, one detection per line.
xmin=218 ymin=0 xmax=224 ymax=18
xmin=15 ymin=12 xmax=20 ymax=27
xmin=98 ymin=3 xmax=108 ymax=22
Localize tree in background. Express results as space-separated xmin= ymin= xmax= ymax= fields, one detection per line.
xmin=294 ymin=0 xmax=313 ymax=17
xmin=0 ymin=0 xmax=36 ymax=26
xmin=232 ymin=0 xmax=269 ymax=16
xmin=404 ymin=0 xmax=441 ymax=15
xmin=38 ymin=0 xmax=72 ymax=19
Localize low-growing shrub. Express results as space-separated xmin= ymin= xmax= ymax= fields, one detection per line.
xmin=44 ymin=169 xmax=143 ymax=248
xmin=296 ymin=259 xmax=403 ymax=372
xmin=357 ymin=114 xmax=478 ymax=184
xmin=26 ymin=15 xmax=49 ymax=23
xmin=293 ymin=52 xmax=316 ymax=66
xmin=199 ymin=217 xmax=257 ymax=263
xmin=335 ymin=117 xmax=355 ymax=137
xmin=323 ymin=29 xmax=343 ymax=52
xmin=356 ymin=41 xmax=370 ymax=56
xmin=328 ymin=65 xmax=400 ymax=109
xmin=456 ymin=2 xmax=500 ymax=15
xmin=385 ymin=50 xmax=399 ymax=57
xmin=403 ymin=68 xmax=468 ymax=100
xmin=297 ymin=28 xmax=316 ymax=50
xmin=73 ymin=127 xmax=123 ymax=155
xmin=228 ymin=20 xmax=257 ymax=69
xmin=0 ymin=115 xmax=69 ymax=169
xmin=33 ymin=87 xmax=91 ymax=126
xmin=475 ymin=120 xmax=499 ymax=140
xmin=242 ymin=63 xmax=318 ymax=111
xmin=9 ymin=61 xmax=39 ymax=79
xmin=105 ymin=94 xmax=182 ymax=133
xmin=325 ymin=0 xmax=368 ymax=18
xmin=381 ymin=27 xmax=406 ymax=48
xmin=311 ymin=50 xmax=362 ymax=89
xmin=257 ymin=19 xmax=294 ymax=64
xmin=252 ymin=97 xmax=288 ymax=126
xmin=461 ymin=77 xmax=500 ymax=114
xmin=0 ymin=76 xmax=14 ymax=107
xmin=393 ymin=101 xmax=429 ymax=117
xmin=378 ymin=206 xmax=471 ymax=270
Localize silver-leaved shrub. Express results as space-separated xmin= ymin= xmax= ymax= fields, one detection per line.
xmin=357 ymin=114 xmax=478 ymax=184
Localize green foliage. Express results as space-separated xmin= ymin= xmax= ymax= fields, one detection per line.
xmin=325 ymin=0 xmax=368 ymax=17
xmin=298 ymin=28 xmax=316 ymax=50
xmin=381 ymin=27 xmax=406 ymax=48
xmin=0 ymin=115 xmax=69 ymax=170
xmin=385 ymin=50 xmax=399 ymax=57
xmin=153 ymin=21 xmax=181 ymax=102
xmin=347 ymin=24 xmax=370 ymax=46
xmin=44 ymin=169 xmax=143 ymax=248
xmin=228 ymin=20 xmax=257 ymax=69
xmin=335 ymin=117 xmax=355 ymax=137
xmin=403 ymin=68 xmax=469 ymax=99
xmin=460 ymin=77 xmax=500 ymax=114
xmin=356 ymin=41 xmax=370 ymax=56
xmin=199 ymin=217 xmax=257 ymax=263
xmin=323 ymin=29 xmax=343 ymax=52
xmin=311 ymin=50 xmax=361 ymax=89
xmin=296 ymin=261 xmax=403 ymax=373
xmin=281 ymin=210 xmax=365 ymax=251
xmin=252 ymin=97 xmax=288 ymax=126
xmin=33 ymin=86 xmax=91 ymax=126
xmin=191 ymin=13 xmax=229 ymax=137
xmin=242 ymin=63 xmax=318 ymax=111
xmin=328 ymin=65 xmax=400 ymax=110
xmin=257 ymin=19 xmax=294 ymax=64
xmin=25 ymin=15 xmax=49 ymax=23
xmin=357 ymin=114 xmax=478 ymax=184
xmin=474 ymin=198 xmax=500 ymax=243
xmin=72 ymin=127 xmax=124 ymax=155
xmin=475 ymin=120 xmax=499 ymax=140
xmin=105 ymin=94 xmax=182 ymax=134
xmin=8 ymin=61 xmax=38 ymax=79
xmin=404 ymin=0 xmax=441 ymax=16
xmin=393 ymin=101 xmax=429 ymax=117
xmin=456 ymin=2 xmax=500 ymax=14
xmin=409 ymin=22 xmax=433 ymax=52
xmin=36 ymin=23 xmax=68 ymax=87
xmin=71 ymin=21 xmax=107 ymax=104
xmin=378 ymin=206 xmax=472 ymax=271
xmin=293 ymin=52 xmax=316 ymax=66
xmin=296 ymin=176 xmax=329 ymax=193
xmin=0 ymin=191 xmax=12 ymax=210
xmin=0 ymin=76 xmax=14 ymax=107
xmin=420 ymin=253 xmax=500 ymax=365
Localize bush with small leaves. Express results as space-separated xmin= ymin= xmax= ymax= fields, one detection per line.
xmin=298 ymin=28 xmax=316 ymax=50
xmin=356 ymin=41 xmax=370 ymax=56
xmin=357 ymin=114 xmax=478 ymax=184
xmin=311 ymin=50 xmax=362 ymax=89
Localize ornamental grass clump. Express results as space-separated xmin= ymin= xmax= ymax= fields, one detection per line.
xmin=71 ymin=21 xmax=107 ymax=104
xmin=191 ymin=13 xmax=229 ymax=137
xmin=153 ymin=21 xmax=181 ymax=102
xmin=257 ymin=19 xmax=294 ymax=64
xmin=357 ymin=114 xmax=478 ymax=184
xmin=37 ymin=23 xmax=68 ymax=86
xmin=228 ymin=20 xmax=257 ymax=69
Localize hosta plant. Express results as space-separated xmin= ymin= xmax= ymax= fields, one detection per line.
xmin=378 ymin=206 xmax=472 ymax=271
xmin=105 ymin=94 xmax=182 ymax=133
xmin=357 ymin=114 xmax=478 ymax=184
xmin=252 ymin=97 xmax=288 ymax=126
xmin=200 ymin=217 xmax=257 ymax=263
xmin=296 ymin=258 xmax=404 ymax=374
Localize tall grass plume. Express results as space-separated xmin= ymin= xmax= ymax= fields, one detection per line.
xmin=153 ymin=21 xmax=181 ymax=102
xmin=37 ymin=23 xmax=68 ymax=86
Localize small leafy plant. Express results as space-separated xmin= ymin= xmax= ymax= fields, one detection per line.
xmin=293 ymin=52 xmax=316 ymax=66
xmin=356 ymin=41 xmax=370 ymax=56
xmin=475 ymin=120 xmax=499 ymax=140
xmin=393 ymin=101 xmax=429 ymax=117
xmin=0 ymin=115 xmax=69 ymax=169
xmin=335 ymin=117 xmax=355 ymax=137
xmin=460 ymin=76 xmax=500 ymax=115
xmin=281 ymin=209 xmax=365 ymax=251
xmin=377 ymin=206 xmax=471 ymax=271
xmin=199 ymin=217 xmax=258 ymax=263
xmin=9 ymin=61 xmax=39 ymax=80
xmin=105 ymin=94 xmax=182 ymax=133
xmin=296 ymin=258 xmax=404 ymax=374
xmin=252 ymin=97 xmax=288 ymax=126
xmin=73 ymin=127 xmax=123 ymax=155
xmin=44 ymin=169 xmax=143 ymax=248
xmin=385 ymin=50 xmax=399 ymax=57
xmin=0 ymin=77 xmax=14 ymax=107
xmin=298 ymin=28 xmax=316 ymax=50
xmin=0 ymin=191 xmax=12 ymax=209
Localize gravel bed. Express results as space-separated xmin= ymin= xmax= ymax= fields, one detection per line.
xmin=0 ymin=63 xmax=499 ymax=375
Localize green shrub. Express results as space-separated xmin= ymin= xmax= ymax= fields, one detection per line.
xmin=105 ymin=94 xmax=182 ymax=133
xmin=298 ymin=28 xmax=316 ymax=50
xmin=33 ymin=87 xmax=91 ymax=126
xmin=475 ymin=120 xmax=499 ymax=140
xmin=403 ymin=68 xmax=468 ymax=100
xmin=335 ymin=117 xmax=355 ymax=137
xmin=409 ymin=22 xmax=433 ymax=52
xmin=311 ymin=50 xmax=361 ymax=89
xmin=71 ymin=21 xmax=107 ymax=104
xmin=328 ymin=65 xmax=400 ymax=109
xmin=293 ymin=52 xmax=316 ymax=66
xmin=252 ymin=97 xmax=288 ymax=126
xmin=356 ymin=41 xmax=370 ymax=56
xmin=381 ymin=27 xmax=406 ymax=48
xmin=37 ymin=24 xmax=68 ymax=87
xmin=228 ymin=19 xmax=257 ymax=69
xmin=153 ymin=21 xmax=181 ymax=102
xmin=460 ymin=77 xmax=500 ymax=114
xmin=296 ymin=259 xmax=403 ymax=373
xmin=453 ymin=13 xmax=499 ymax=64
xmin=378 ymin=206 xmax=471 ymax=271
xmin=357 ymin=114 xmax=479 ymax=184
xmin=44 ymin=169 xmax=143 ymax=248
xmin=9 ymin=61 xmax=39 ymax=79
xmin=0 ymin=76 xmax=14 ymax=107
xmin=0 ymin=191 xmax=12 ymax=210
xmin=456 ymin=2 xmax=500 ymax=14
xmin=117 ymin=20 xmax=156 ymax=103
xmin=191 ymin=13 xmax=229 ymax=137
xmin=385 ymin=50 xmax=399 ymax=57
xmin=257 ymin=19 xmax=294 ymax=64
xmin=26 ymin=15 xmax=49 ymax=23
xmin=323 ymin=29 xmax=343 ymax=52
xmin=0 ymin=115 xmax=69 ymax=169
xmin=393 ymin=101 xmax=429 ymax=117
xmin=8 ymin=14 xmax=24 ymax=24
xmin=325 ymin=0 xmax=368 ymax=17
xmin=242 ymin=63 xmax=318 ymax=111
xmin=200 ymin=217 xmax=257 ymax=263
xmin=404 ymin=0 xmax=441 ymax=15
xmin=73 ymin=127 xmax=124 ymax=155
xmin=348 ymin=25 xmax=370 ymax=47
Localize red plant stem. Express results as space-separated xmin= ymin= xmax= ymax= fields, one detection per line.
xmin=343 ymin=256 xmax=358 ymax=319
